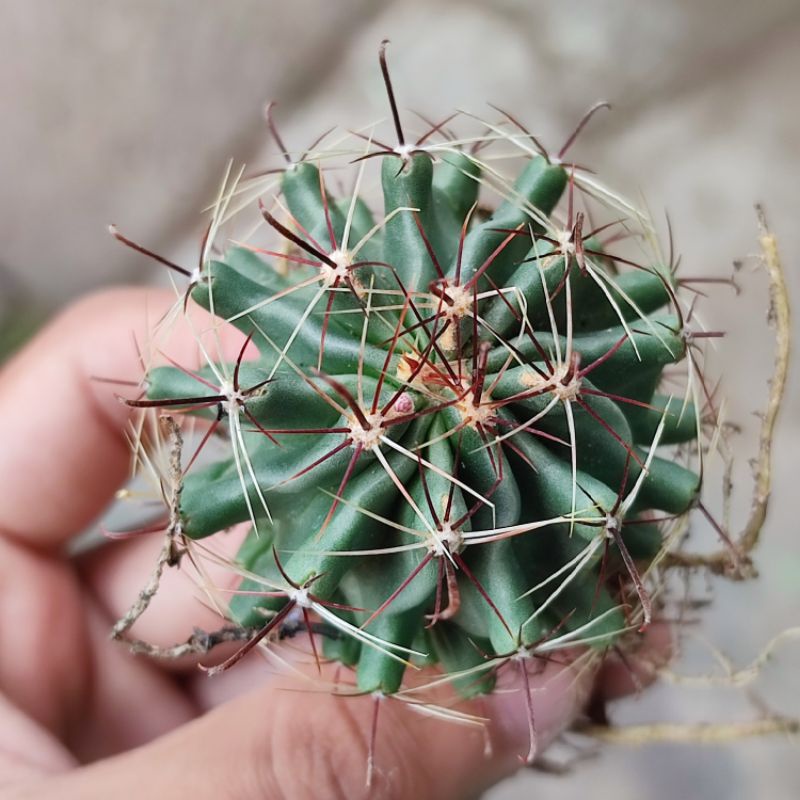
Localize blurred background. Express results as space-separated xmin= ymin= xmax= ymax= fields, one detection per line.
xmin=1 ymin=1 xmax=798 ymax=796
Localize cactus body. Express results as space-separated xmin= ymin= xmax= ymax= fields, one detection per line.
xmin=141 ymin=52 xmax=701 ymax=699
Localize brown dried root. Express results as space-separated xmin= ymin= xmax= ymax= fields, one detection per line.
xmin=123 ymin=624 xmax=260 ymax=659
xmin=588 ymin=209 xmax=797 ymax=746
xmin=659 ymin=626 xmax=800 ymax=689
xmin=582 ymin=716 xmax=799 ymax=745
xmin=664 ymin=206 xmax=791 ymax=577
xmin=585 ymin=625 xmax=800 ymax=746
xmin=111 ymin=414 xmax=261 ymax=659
xmin=111 ymin=415 xmax=188 ymax=642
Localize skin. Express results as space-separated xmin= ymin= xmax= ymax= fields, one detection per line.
xmin=0 ymin=288 xmax=668 ymax=800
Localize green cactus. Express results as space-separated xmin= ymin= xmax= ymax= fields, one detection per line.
xmin=120 ymin=43 xmax=703 ymax=716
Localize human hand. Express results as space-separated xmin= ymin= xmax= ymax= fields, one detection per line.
xmin=0 ymin=289 xmax=665 ymax=800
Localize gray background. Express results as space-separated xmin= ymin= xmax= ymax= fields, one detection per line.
xmin=1 ymin=1 xmax=798 ymax=797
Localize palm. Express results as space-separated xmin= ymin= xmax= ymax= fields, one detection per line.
xmin=0 ymin=290 xmax=250 ymax=776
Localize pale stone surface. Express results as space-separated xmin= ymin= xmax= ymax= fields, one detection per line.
xmin=0 ymin=0 xmax=380 ymax=301
xmin=2 ymin=0 xmax=797 ymax=303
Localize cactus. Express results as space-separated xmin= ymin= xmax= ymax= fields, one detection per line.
xmin=114 ymin=42 xmax=713 ymax=761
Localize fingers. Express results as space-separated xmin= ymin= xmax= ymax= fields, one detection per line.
xmin=65 ymin=599 xmax=198 ymax=763
xmin=0 ymin=287 xmax=247 ymax=549
xmin=0 ymin=532 xmax=197 ymax=766
xmin=30 ymin=657 xmax=595 ymax=800
xmin=595 ymin=622 xmax=673 ymax=701
xmin=0 ymin=694 xmax=77 ymax=782
xmin=78 ymin=523 xmax=251 ymax=670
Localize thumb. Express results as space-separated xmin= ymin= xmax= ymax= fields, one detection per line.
xmin=32 ymin=657 xmax=593 ymax=800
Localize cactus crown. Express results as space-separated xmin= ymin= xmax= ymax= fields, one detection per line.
xmin=123 ymin=43 xmax=705 ymax=721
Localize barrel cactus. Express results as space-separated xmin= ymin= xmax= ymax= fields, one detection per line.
xmin=114 ymin=42 xmax=712 ymax=765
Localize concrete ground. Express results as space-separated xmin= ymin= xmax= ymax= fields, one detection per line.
xmin=1 ymin=1 xmax=798 ymax=797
